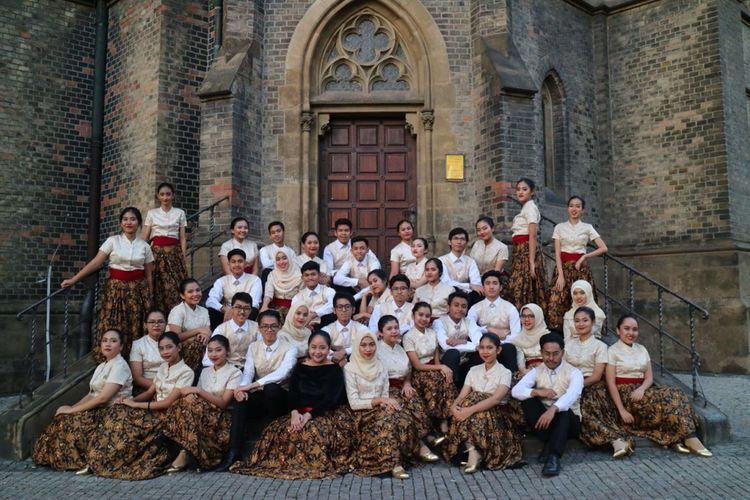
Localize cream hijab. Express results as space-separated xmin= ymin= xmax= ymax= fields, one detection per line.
xmin=268 ymin=250 xmax=302 ymax=296
xmin=511 ymin=303 xmax=550 ymax=350
xmin=563 ymin=280 xmax=605 ymax=323
xmin=346 ymin=328 xmax=385 ymax=382
xmin=280 ymin=303 xmax=312 ymax=343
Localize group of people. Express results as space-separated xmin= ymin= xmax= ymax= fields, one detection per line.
xmin=33 ymin=178 xmax=711 ymax=481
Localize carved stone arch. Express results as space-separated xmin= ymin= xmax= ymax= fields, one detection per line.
xmin=278 ymin=0 xmax=455 ymax=246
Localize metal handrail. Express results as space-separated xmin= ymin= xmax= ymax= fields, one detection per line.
xmin=186 ymin=195 xmax=229 ymax=223
xmin=16 ymin=288 xmax=68 ymax=320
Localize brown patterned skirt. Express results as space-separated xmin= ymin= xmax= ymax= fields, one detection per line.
xmin=230 ymin=406 xmax=355 ymax=480
xmin=443 ymin=392 xmax=524 ymax=470
xmin=411 ymin=369 xmax=456 ymax=420
xmin=509 ymin=241 xmax=548 ymax=312
xmin=151 ymin=245 xmax=186 ymax=316
xmin=389 ymin=387 xmax=430 ymax=439
xmin=32 ymin=408 xmax=106 ymax=470
xmin=87 ymin=405 xmax=176 ymax=480
xmin=546 ymin=260 xmax=596 ymax=329
xmin=180 ymin=337 xmax=206 ymax=371
xmin=162 ymin=397 xmax=230 ymax=470
xmin=579 ymin=381 xmax=698 ymax=448
xmin=350 ymin=405 xmax=422 ymax=476
xmin=95 ymin=276 xmax=151 ymax=362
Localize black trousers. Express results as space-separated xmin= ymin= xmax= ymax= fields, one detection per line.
xmin=440 ymin=349 xmax=464 ymax=387
xmin=228 ymin=383 xmax=288 ymax=456
xmin=520 ymin=397 xmax=580 ymax=458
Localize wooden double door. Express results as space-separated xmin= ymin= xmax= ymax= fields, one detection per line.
xmin=319 ymin=117 xmax=417 ymax=261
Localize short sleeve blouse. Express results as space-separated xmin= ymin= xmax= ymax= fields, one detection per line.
xmin=464 ymin=362 xmax=511 ymax=394
xmin=144 ymin=207 xmax=186 ymax=238
xmin=510 ymin=201 xmax=541 ymax=236
xmin=89 ymin=354 xmax=133 ymax=404
xmin=607 ymin=340 xmax=650 ymax=379
xmin=198 ymin=362 xmax=241 ymax=397
xmin=219 ymin=238 xmax=259 ymax=263
xmin=402 ymin=327 xmax=438 ymax=364
xmin=552 ymin=221 xmax=601 ymax=254
xmin=99 ymin=235 xmax=154 ymax=271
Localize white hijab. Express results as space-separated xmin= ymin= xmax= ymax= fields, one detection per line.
xmin=511 ymin=303 xmax=549 ymax=351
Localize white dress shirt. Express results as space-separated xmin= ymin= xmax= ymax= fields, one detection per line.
xmin=468 ymin=297 xmax=521 ymax=343
xmin=433 ymin=315 xmax=482 ymax=353
xmin=512 ymin=361 xmax=583 ymax=415
xmin=239 ymin=339 xmax=297 ymax=387
xmin=291 ymin=284 xmax=335 ymax=317
xmin=258 ymin=243 xmax=297 ymax=271
xmin=439 ymin=252 xmax=481 ymax=291
xmin=205 ymin=272 xmax=263 ymax=312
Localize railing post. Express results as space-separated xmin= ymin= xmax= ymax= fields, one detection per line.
xmin=657 ymin=287 xmax=664 ymax=376
xmin=689 ymin=306 xmax=698 ymax=400
xmin=21 ymin=309 xmax=39 ymax=405
xmin=209 ymin=206 xmax=216 ymax=279
xmin=603 ymin=254 xmax=610 ymax=334
xmin=628 ymin=269 xmax=635 ymax=311
xmin=63 ymin=292 xmax=70 ymax=377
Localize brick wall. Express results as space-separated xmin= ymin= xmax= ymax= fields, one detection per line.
xmin=0 ymin=1 xmax=95 ymax=308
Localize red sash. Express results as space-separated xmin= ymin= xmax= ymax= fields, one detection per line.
xmin=109 ymin=268 xmax=144 ymax=282
xmin=388 ymin=378 xmax=404 ymax=388
xmin=297 ymin=406 xmax=313 ymax=414
xmin=526 ymin=357 xmax=543 ymax=367
xmin=270 ymin=298 xmax=292 ymax=309
xmin=615 ymin=377 xmax=644 ymax=385
xmin=561 ymin=252 xmax=584 ymax=263
xmin=512 ymin=235 xmax=530 ymax=244
xmin=244 ymin=265 xmax=254 ymax=274
xmin=151 ymin=236 xmax=179 ymax=247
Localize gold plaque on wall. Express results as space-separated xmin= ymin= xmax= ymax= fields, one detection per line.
xmin=445 ymin=154 xmax=465 ymax=181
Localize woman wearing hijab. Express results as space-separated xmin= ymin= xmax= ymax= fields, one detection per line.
xmin=278 ymin=304 xmax=312 ymax=358
xmin=260 ymin=250 xmax=302 ymax=322
xmin=512 ymin=303 xmax=550 ymax=375
xmin=562 ymin=280 xmax=606 ymax=340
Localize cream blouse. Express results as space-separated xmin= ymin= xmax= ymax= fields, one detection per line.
xmin=377 ymin=341 xmax=410 ymax=380
xmin=607 ymin=340 xmax=650 ymax=379
xmin=464 ymin=361 xmax=511 ymax=395
xmin=219 ymin=238 xmax=259 ymax=263
xmin=296 ymin=253 xmax=329 ymax=275
xmin=100 ymin=235 xmax=154 ymax=271
xmin=344 ymin=365 xmax=390 ymax=410
xmin=154 ymin=360 xmax=194 ymax=401
xmin=470 ymin=238 xmax=509 ymax=274
xmin=198 ymin=362 xmax=241 ymax=397
xmin=144 ymin=207 xmax=186 ymax=238
xmin=511 ymin=200 xmax=541 ymax=236
xmin=564 ymin=335 xmax=608 ymax=377
xmin=402 ymin=327 xmax=438 ymax=364
xmin=89 ymin=354 xmax=133 ymax=403
xmin=129 ymin=335 xmax=161 ymax=381
xmin=390 ymin=241 xmax=416 ymax=273
xmin=413 ymin=282 xmax=454 ymax=317
xmin=405 ymin=258 xmax=426 ymax=284
xmin=552 ymin=221 xmax=601 ymax=254
xmin=168 ymin=302 xmax=210 ymax=330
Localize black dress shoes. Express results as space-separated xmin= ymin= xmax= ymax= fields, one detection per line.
xmin=542 ymin=455 xmax=560 ymax=477
xmin=537 ymin=443 xmax=550 ymax=464
xmin=215 ymin=452 xmax=240 ymax=473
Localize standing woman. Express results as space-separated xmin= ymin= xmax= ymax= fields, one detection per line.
xmin=413 ymin=258 xmax=455 ymax=319
xmin=141 ymin=182 xmax=188 ymax=314
xmin=278 ymin=303 xmax=312 ymax=358
xmin=508 ymin=178 xmax=547 ymax=312
xmin=33 ymin=329 xmax=132 ymax=472
xmin=168 ymin=278 xmax=211 ymax=370
xmin=61 ymin=207 xmax=153 ymax=360
xmin=562 ymin=280 xmax=606 ymax=340
xmin=389 ymin=220 xmax=416 ymax=278
xmin=470 ymin=216 xmax=509 ymax=275
xmin=345 ymin=329 xmax=423 ymax=479
xmin=129 ymin=309 xmax=167 ymax=394
xmin=588 ymin=315 xmax=711 ymax=458
xmin=296 ymin=231 xmax=331 ymax=285
xmin=547 ymin=196 xmax=607 ymax=328
xmin=443 ymin=333 xmax=522 ymax=473
xmin=260 ymin=250 xmax=302 ymax=321
xmin=404 ymin=237 xmax=429 ymax=291
xmin=231 ymin=331 xmax=353 ymax=480
xmin=86 ymin=331 xmax=195 ymax=479
xmin=219 ymin=217 xmax=259 ymax=276
xmin=512 ymin=303 xmax=549 ymax=375
xmin=162 ymin=335 xmax=241 ymax=472
xmin=404 ymin=302 xmax=456 ymax=442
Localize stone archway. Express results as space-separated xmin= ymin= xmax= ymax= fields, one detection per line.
xmin=276 ymin=0 xmax=455 ymax=246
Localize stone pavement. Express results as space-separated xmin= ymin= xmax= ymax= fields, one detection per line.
xmin=2 ymin=372 xmax=748 ymax=499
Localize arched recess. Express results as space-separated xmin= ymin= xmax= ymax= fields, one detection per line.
xmin=277 ymin=0 xmax=454 ymax=245
xmin=541 ymin=70 xmax=568 ymax=199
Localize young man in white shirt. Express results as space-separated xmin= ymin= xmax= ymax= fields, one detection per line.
xmin=258 ymin=220 xmax=297 ymax=275
xmin=439 ymin=227 xmax=483 ymax=305
xmin=512 ymin=332 xmax=583 ymax=477
xmin=291 ymin=260 xmax=336 ymax=327
xmin=205 ymin=249 xmax=262 ymax=328
xmin=202 ymin=292 xmax=259 ymax=369
xmin=368 ymin=274 xmax=414 ymax=334
xmin=432 ymin=290 xmax=482 ymax=387
xmin=332 ymin=235 xmax=381 ymax=299
xmin=322 ymin=292 xmax=370 ymax=366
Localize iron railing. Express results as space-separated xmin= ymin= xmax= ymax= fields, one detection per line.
xmin=186 ymin=195 xmax=230 ymax=287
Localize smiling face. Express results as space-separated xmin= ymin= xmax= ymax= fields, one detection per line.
xmin=206 ymin=340 xmax=228 ymax=367
xmin=516 ymin=181 xmax=533 ymax=203
xmin=275 ymin=252 xmax=289 ymax=271
xmin=476 ymin=220 xmax=493 ymax=242
xmin=413 ymin=305 xmax=432 ymax=329
xmin=231 ymin=299 xmax=252 ymax=325
xmin=302 ymin=234 xmax=320 ymax=257
xmin=567 ymin=198 xmax=584 ymax=221
xmin=483 ymin=276 xmax=501 ymax=299
xmin=573 ymin=311 xmax=593 ymax=337
xmin=351 ymin=241 xmax=368 ymax=261
xmin=100 ymin=330 xmax=123 ymax=360
xmin=478 ymin=336 xmax=499 ymax=363
xmin=231 ymin=219 xmax=249 ymax=241
xmin=269 ymin=224 xmax=284 ymax=244
xmin=424 ymin=261 xmax=440 ymax=284
xmin=398 ymin=221 xmax=414 ymax=242
xmin=380 ymin=319 xmax=401 ymax=346
xmin=572 ymin=287 xmax=587 ymax=306
xmin=358 ymin=335 xmax=376 ymax=360
xmin=411 ymin=239 xmax=426 ymax=259
xmin=292 ymin=306 xmax=310 ymax=328
xmin=447 ymin=296 xmax=469 ymax=322
xmin=144 ymin=311 xmax=166 ymax=339
xmin=520 ymin=307 xmax=536 ymax=330
xmin=617 ymin=317 xmax=639 ymax=346
xmin=367 ymin=274 xmax=386 ymax=295
xmin=229 ymin=254 xmax=246 ymax=276
xmin=541 ymin=341 xmax=564 ymax=370
xmin=334 ymin=298 xmax=353 ymax=324
xmin=181 ymin=282 xmax=202 ymax=306
xmin=157 ymin=186 xmax=174 ymax=207
xmin=159 ymin=337 xmax=180 ymax=363
xmin=120 ymin=211 xmax=140 ymax=235
xmin=335 ymin=224 xmax=351 ymax=244
xmin=307 ymin=334 xmax=330 ymax=364
xmin=258 ymin=315 xmax=281 ymax=345
xmin=390 ymin=280 xmax=409 ymax=304
xmin=301 ymin=269 xmax=319 ymax=289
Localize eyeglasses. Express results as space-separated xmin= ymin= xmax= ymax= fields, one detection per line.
xmin=335 ymin=304 xmax=352 ymax=310
xmin=520 ymin=314 xmax=536 ymax=319
xmin=259 ymin=324 xmax=280 ymax=331
xmin=232 ymin=305 xmax=252 ymax=312
xmin=146 ymin=320 xmax=166 ymax=325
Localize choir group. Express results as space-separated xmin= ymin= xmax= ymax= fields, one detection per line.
xmin=33 ymin=178 xmax=711 ymax=482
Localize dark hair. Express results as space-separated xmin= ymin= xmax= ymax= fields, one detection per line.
xmin=389 ymin=273 xmax=410 ymax=289
xmin=367 ymin=269 xmax=388 ymax=283
xmin=616 ymin=314 xmax=638 ymax=329
xmin=333 ymin=292 xmax=356 ymax=309
xmin=300 ymin=260 xmax=320 ymax=273
xmin=574 ymin=306 xmax=595 ymax=322
xmin=145 ymin=309 xmax=165 ymax=321
xmin=227 ymin=248 xmax=247 ymax=261
xmin=300 ymin=231 xmax=320 ymax=245
xmin=257 ymin=309 xmax=282 ymax=324
xmin=378 ymin=314 xmax=399 ymax=333
xmin=396 ymin=219 xmax=414 ymax=232
xmin=208 ymin=334 xmax=230 ymax=352
xmin=448 ymin=227 xmax=469 ymax=241
xmin=351 ymin=235 xmax=369 ymax=247
xmin=156 ymin=182 xmax=175 ymax=194
xmin=230 ymin=216 xmax=249 ymax=230
xmin=102 ymin=328 xmax=125 ymax=344
xmin=413 ymin=237 xmax=429 ymax=250
xmin=425 ymin=257 xmax=443 ymax=277
xmin=481 ymin=270 xmax=504 ymax=285
xmin=448 ymin=290 xmax=470 ymax=307
xmin=475 ymin=216 xmax=495 ymax=229
xmin=308 ymin=329 xmax=332 ymax=347
xmin=119 ymin=206 xmax=143 ymax=225
xmin=231 ymin=292 xmax=253 ymax=307
xmin=517 ymin=177 xmax=536 ymax=191
xmin=179 ymin=278 xmax=200 ymax=295
xmin=412 ymin=301 xmax=432 ymax=315
xmin=567 ymin=195 xmax=586 ymax=209
xmin=334 ymin=218 xmax=353 ymax=230
xmin=479 ymin=332 xmax=502 ymax=348
xmin=539 ymin=332 xmax=564 ymax=350
xmin=159 ymin=331 xmax=181 ymax=346
xmin=268 ymin=220 xmax=285 ymax=232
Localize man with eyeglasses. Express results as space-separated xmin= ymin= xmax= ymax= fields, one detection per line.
xmin=439 ymin=227 xmax=483 ymax=305
xmin=323 ymin=292 xmax=370 ymax=365
xmin=368 ymin=274 xmax=414 ymax=334
xmin=218 ymin=309 xmax=296 ymax=471
xmin=202 ymin=292 xmax=259 ymax=370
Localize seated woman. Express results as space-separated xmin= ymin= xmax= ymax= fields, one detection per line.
xmin=33 ymin=329 xmax=132 ymax=472
xmin=443 ymin=333 xmax=522 ymax=473
xmin=585 ymin=314 xmax=711 ymax=458
xmin=562 ymin=280 xmax=605 ymax=340
xmin=354 ymin=269 xmax=391 ymax=325
xmin=129 ymin=309 xmax=166 ymax=394
xmin=168 ymin=278 xmax=211 ymax=370
xmin=162 ymin=334 xmax=241 ymax=472
xmin=561 ymin=306 xmax=608 ymax=449
xmin=260 ymin=250 xmax=302 ymax=322
xmin=230 ymin=331 xmax=353 ymax=479
xmin=413 ymin=258 xmax=455 ymax=320
xmin=404 ymin=302 xmax=456 ymax=444
xmin=85 ymin=331 xmax=195 ymax=480
xmin=278 ymin=303 xmax=312 ymax=358
xmin=512 ymin=303 xmax=549 ymax=375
